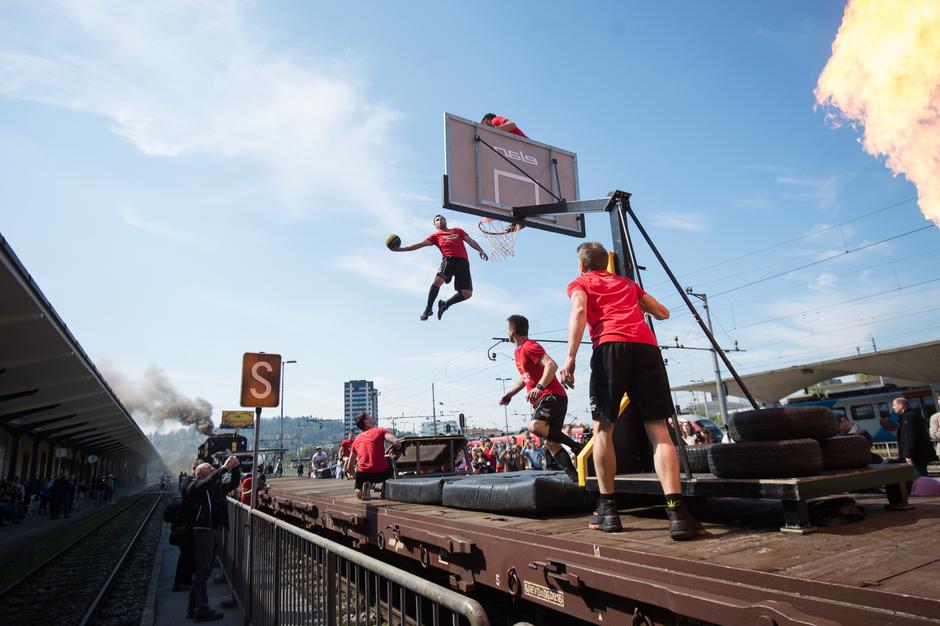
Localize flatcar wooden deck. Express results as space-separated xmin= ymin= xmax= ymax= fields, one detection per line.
xmin=257 ymin=476 xmax=940 ymax=625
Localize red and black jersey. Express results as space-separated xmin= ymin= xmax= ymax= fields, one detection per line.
xmin=567 ymin=271 xmax=657 ymax=347
xmin=426 ymin=228 xmax=469 ymax=259
xmin=514 ymin=339 xmax=566 ymax=406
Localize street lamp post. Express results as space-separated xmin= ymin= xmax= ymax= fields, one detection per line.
xmin=686 ymin=289 xmax=729 ymax=425
xmin=279 ymin=360 xmax=297 ymax=458
xmin=496 ymin=377 xmax=511 ymax=434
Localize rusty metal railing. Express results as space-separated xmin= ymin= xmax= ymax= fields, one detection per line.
xmin=221 ymin=498 xmax=490 ymax=626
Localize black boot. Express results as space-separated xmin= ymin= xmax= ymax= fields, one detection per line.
xmin=589 ymin=498 xmax=622 ymax=532
xmin=665 ymin=500 xmax=706 ymax=541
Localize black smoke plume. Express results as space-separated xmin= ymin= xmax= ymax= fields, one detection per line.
xmin=100 ymin=363 xmax=215 ymax=434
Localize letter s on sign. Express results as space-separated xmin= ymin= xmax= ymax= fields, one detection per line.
xmin=250 ymin=361 xmax=273 ymax=399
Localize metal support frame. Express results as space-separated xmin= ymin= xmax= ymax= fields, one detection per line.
xmin=594 ymin=463 xmax=914 ymax=533
xmin=510 ymin=189 xmax=759 ymax=409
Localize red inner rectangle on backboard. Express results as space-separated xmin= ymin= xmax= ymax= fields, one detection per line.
xmin=443 ymin=113 xmax=584 ymax=237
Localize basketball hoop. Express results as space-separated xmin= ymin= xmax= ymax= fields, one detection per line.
xmin=478 ymin=218 xmax=519 ymax=262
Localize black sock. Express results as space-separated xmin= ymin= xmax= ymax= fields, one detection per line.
xmin=425 ymin=285 xmax=440 ymax=312
xmin=444 ymin=292 xmax=466 ymax=307
xmin=665 ymin=493 xmax=683 ymax=508
xmin=548 ymin=426 xmax=581 ymax=452
xmin=601 ymin=494 xmax=616 ymax=506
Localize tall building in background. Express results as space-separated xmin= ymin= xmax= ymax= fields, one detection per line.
xmin=343 ymin=380 xmax=379 ymax=433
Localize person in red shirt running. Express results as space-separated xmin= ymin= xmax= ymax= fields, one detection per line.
xmin=498 ymin=314 xmax=583 ymax=481
xmin=559 ymin=242 xmax=704 ymax=540
xmin=480 ymin=113 xmax=527 ymax=138
xmin=336 ymin=430 xmax=355 ymax=479
xmin=344 ymin=412 xmax=400 ymax=500
xmin=391 ymin=214 xmax=488 ymax=321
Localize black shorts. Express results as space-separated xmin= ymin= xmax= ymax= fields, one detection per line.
xmin=532 ymin=393 xmax=568 ymax=430
xmin=355 ymin=466 xmax=392 ymax=489
xmin=589 ymin=342 xmax=674 ymax=423
xmin=437 ymin=256 xmax=472 ymax=292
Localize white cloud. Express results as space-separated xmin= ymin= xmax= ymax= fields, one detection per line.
xmin=775 ymin=175 xmax=841 ymax=210
xmin=121 ymin=209 xmax=195 ymax=244
xmin=648 ymin=211 xmax=707 ymax=232
xmin=807 ymin=271 xmax=837 ymax=291
xmin=0 ymin=1 xmax=409 ymax=226
xmin=338 ymin=244 xmax=529 ymax=314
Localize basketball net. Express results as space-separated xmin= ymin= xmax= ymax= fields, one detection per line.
xmin=478 ymin=218 xmax=518 ymax=262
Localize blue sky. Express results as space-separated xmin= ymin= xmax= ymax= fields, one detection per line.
xmin=2 ymin=1 xmax=937 ymax=433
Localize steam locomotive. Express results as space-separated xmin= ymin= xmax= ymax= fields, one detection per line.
xmin=197 ymin=433 xmax=248 ymax=464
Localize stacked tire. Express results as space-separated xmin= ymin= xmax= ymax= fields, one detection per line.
xmin=699 ymin=407 xmax=870 ymax=479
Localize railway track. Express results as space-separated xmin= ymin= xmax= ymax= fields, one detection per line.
xmin=0 ymin=491 xmax=165 ymax=626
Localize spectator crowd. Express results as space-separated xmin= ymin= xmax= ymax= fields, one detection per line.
xmin=0 ymin=473 xmax=117 ymax=527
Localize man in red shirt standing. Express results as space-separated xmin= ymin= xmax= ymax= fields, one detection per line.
xmin=391 ymin=214 xmax=488 ymax=321
xmin=559 ymin=242 xmax=704 ymax=540
xmin=499 ymin=314 xmax=582 ymax=481
xmin=345 ymin=412 xmax=400 ymax=500
xmin=480 ymin=113 xmax=527 ymax=138
xmin=336 ymin=430 xmax=355 ymax=479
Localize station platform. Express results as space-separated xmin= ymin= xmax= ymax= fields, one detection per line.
xmin=145 ymin=525 xmax=243 ymax=626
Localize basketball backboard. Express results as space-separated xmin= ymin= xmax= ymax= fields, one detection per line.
xmin=443 ymin=113 xmax=585 ymax=237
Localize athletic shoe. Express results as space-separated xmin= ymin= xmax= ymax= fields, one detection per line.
xmin=437 ymin=299 xmax=448 ymax=320
xmin=666 ymin=502 xmax=707 ymax=541
xmin=420 ymin=309 xmax=432 ymax=321
xmin=361 ymin=481 xmax=372 ymax=501
xmin=589 ymin=499 xmax=622 ymax=532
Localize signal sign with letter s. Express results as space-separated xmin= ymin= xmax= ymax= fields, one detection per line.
xmin=240 ymin=353 xmax=282 ymax=408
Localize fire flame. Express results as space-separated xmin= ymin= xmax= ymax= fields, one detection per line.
xmin=815 ymin=0 xmax=940 ymax=226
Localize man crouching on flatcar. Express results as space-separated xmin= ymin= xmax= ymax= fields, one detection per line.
xmin=345 ymin=412 xmax=400 ymax=500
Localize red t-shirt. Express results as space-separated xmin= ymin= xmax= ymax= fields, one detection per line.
xmin=567 ymin=271 xmax=658 ymax=347
xmin=514 ymin=339 xmax=567 ymax=406
xmin=239 ymin=476 xmax=252 ymax=504
xmin=484 ymin=449 xmax=497 ymax=470
xmin=339 ymin=438 xmax=353 ymax=457
xmin=426 ymin=228 xmax=469 ymax=259
xmin=352 ymin=428 xmax=390 ymax=473
xmin=491 ymin=116 xmax=527 ymax=138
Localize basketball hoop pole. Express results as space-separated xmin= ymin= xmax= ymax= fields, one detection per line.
xmin=511 ymin=189 xmax=761 ymax=410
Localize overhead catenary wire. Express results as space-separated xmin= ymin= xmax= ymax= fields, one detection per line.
xmin=530 ymin=196 xmax=926 ymax=329
xmin=644 ymin=196 xmax=918 ymax=290
xmin=707 ymin=224 xmax=936 ymax=299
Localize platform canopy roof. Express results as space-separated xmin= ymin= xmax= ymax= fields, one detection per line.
xmin=0 ymin=233 xmax=162 ymax=463
xmin=672 ymin=339 xmax=940 ymax=404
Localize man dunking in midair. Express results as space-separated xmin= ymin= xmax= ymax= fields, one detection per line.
xmin=499 ymin=314 xmax=583 ymax=481
xmin=391 ymin=214 xmax=488 ymax=321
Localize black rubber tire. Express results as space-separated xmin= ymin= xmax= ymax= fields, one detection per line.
xmin=728 ymin=407 xmax=837 ymax=442
xmin=707 ymin=439 xmax=823 ymax=479
xmin=677 ymin=445 xmax=712 ymax=473
xmin=819 ymin=435 xmax=872 ymax=470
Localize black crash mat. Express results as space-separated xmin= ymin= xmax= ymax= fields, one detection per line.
xmin=441 ymin=471 xmax=593 ymax=513
xmin=385 ymin=474 xmax=470 ymax=505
